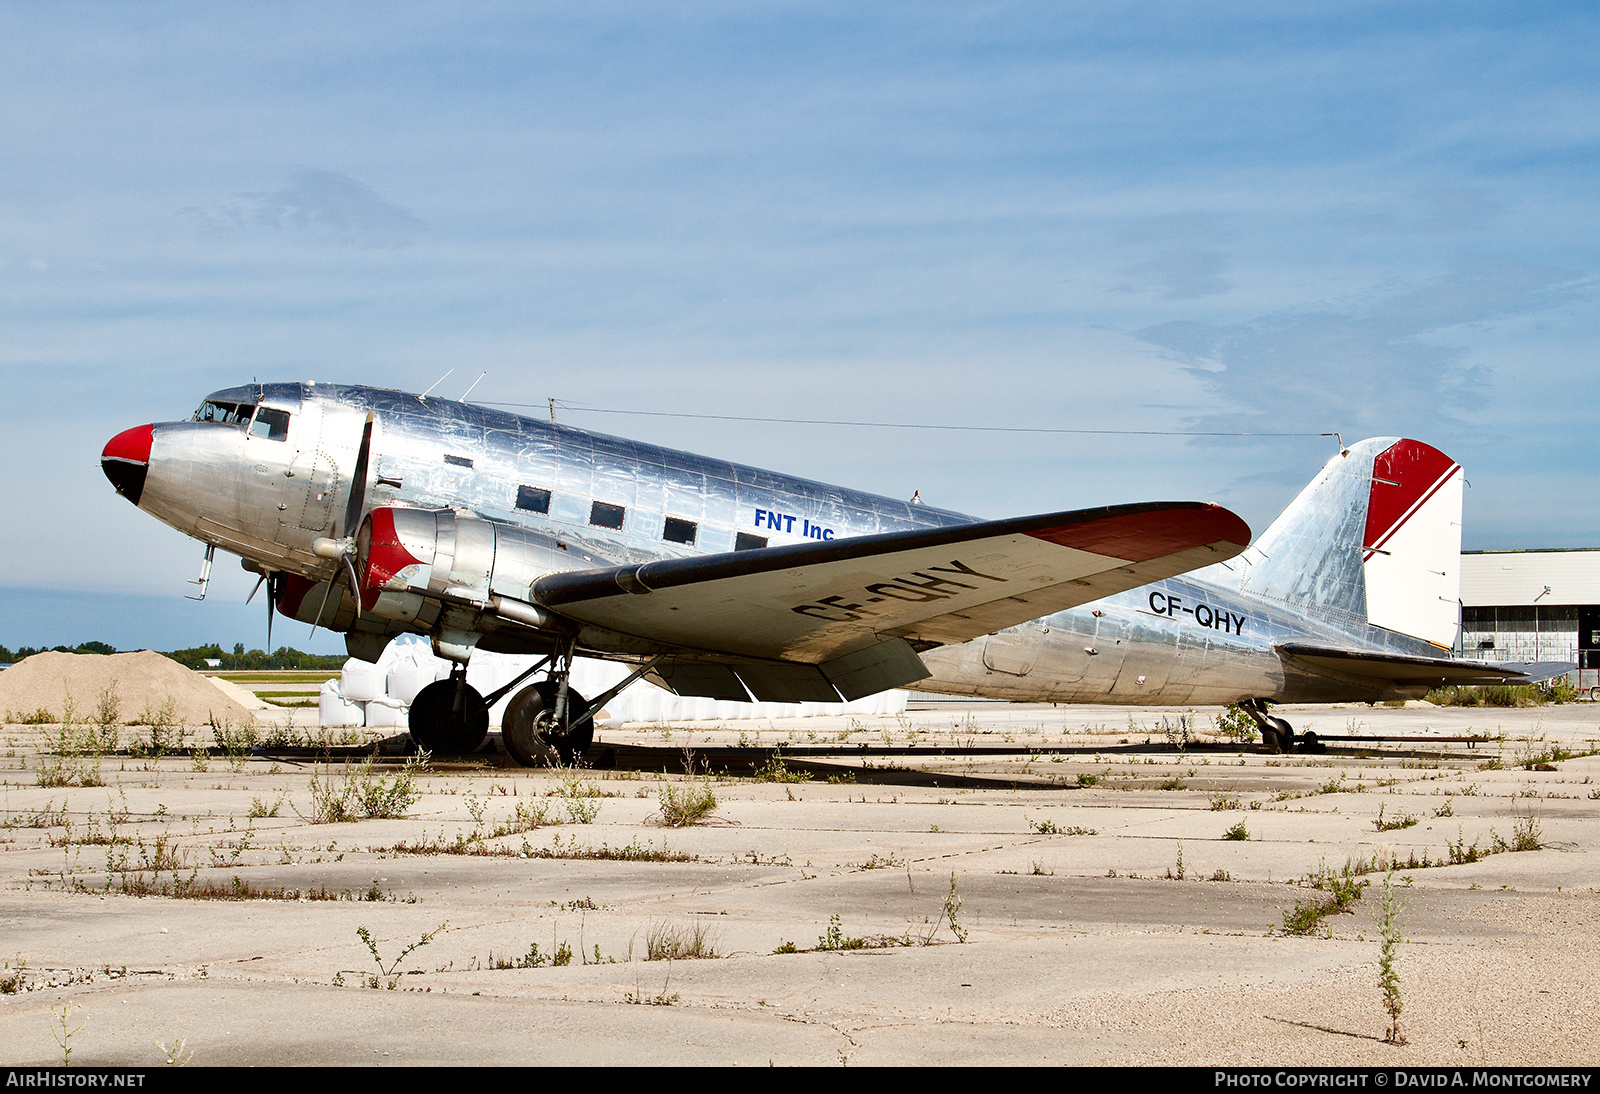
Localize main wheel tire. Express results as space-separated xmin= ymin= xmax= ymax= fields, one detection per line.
xmin=502 ymin=680 xmax=591 ymax=767
xmin=408 ymin=679 xmax=490 ymax=755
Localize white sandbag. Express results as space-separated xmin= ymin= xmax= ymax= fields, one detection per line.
xmin=340 ymin=659 xmax=388 ymax=703
xmin=319 ymin=680 xmax=365 ymax=727
xmin=364 ymin=698 xmax=408 ymax=728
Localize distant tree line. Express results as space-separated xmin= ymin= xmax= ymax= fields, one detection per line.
xmin=0 ymin=641 xmax=346 ymax=670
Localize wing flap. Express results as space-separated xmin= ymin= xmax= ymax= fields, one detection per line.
xmin=535 ymin=502 xmax=1250 ymax=666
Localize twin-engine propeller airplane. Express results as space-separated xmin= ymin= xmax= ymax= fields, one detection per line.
xmin=102 ymin=382 xmax=1561 ymax=763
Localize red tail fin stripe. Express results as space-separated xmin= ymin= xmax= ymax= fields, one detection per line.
xmin=1362 ymin=439 xmax=1459 ymax=553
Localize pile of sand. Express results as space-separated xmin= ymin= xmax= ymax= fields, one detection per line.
xmin=0 ymin=651 xmax=256 ymax=728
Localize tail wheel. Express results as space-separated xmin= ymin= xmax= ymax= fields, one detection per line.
xmin=1263 ymin=716 xmax=1295 ymax=755
xmin=503 ymin=680 xmax=592 ymax=767
xmin=408 ymin=678 xmax=489 ymax=755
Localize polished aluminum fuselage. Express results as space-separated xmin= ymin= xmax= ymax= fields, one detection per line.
xmin=136 ymin=382 xmax=1443 ymax=705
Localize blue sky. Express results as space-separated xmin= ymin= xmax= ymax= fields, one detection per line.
xmin=2 ymin=2 xmax=1597 ymax=652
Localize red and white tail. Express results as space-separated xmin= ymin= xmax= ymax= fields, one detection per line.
xmin=1239 ymin=438 xmax=1463 ymax=650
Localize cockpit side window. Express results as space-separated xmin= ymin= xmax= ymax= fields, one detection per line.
xmin=249 ymin=407 xmax=291 ymax=441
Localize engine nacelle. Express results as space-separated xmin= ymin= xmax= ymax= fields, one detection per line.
xmin=354 ymin=506 xmax=588 ymax=629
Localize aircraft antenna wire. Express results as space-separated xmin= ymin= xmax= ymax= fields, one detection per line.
xmin=477 ymin=401 xmax=1336 ymax=440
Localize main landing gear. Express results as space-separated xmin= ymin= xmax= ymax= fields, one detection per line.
xmin=503 ymin=679 xmax=592 ymax=767
xmin=1238 ymin=699 xmax=1321 ymax=754
xmin=407 ymin=641 xmax=665 ymax=766
xmin=408 ymin=668 xmax=490 ymax=755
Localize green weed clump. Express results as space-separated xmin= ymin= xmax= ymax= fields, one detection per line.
xmin=1374 ymin=804 xmax=1419 ymax=832
xmin=304 ymin=755 xmax=425 ymax=824
xmin=647 ymin=921 xmax=718 ymax=961
xmin=1213 ymin=703 xmax=1258 ymax=744
xmin=755 ymin=749 xmax=809 ymax=783
xmin=1280 ymin=861 xmax=1367 ymax=935
xmin=656 ymin=777 xmax=717 ymax=827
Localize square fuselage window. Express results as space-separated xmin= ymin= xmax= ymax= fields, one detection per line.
xmin=516 ymin=486 xmax=551 ymax=514
xmin=734 ymin=532 xmax=767 ymax=551
xmin=590 ymin=501 xmax=626 ymax=530
xmin=663 ymin=517 xmax=697 ymax=545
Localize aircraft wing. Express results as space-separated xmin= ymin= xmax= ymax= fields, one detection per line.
xmin=1276 ymin=644 xmax=1575 ymax=688
xmin=533 ymin=502 xmax=1250 ymax=699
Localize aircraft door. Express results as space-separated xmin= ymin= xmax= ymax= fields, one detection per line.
xmin=982 ymin=624 xmax=1040 ymax=676
xmin=1081 ymin=613 xmax=1131 ymax=692
xmin=273 ymin=400 xmax=330 ymax=548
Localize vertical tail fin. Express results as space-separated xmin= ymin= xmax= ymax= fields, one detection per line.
xmin=1240 ymin=438 xmax=1462 ymax=649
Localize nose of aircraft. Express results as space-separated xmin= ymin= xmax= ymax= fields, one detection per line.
xmin=102 ymin=424 xmax=154 ymax=505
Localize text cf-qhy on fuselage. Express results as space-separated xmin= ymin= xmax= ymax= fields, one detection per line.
xmin=101 ymin=382 xmax=1551 ymax=761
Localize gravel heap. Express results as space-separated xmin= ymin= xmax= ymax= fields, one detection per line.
xmin=0 ymin=650 xmax=257 ymax=727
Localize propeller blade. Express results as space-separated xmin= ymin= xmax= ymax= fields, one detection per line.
xmin=342 ymin=553 xmax=363 ymax=619
xmin=309 ymin=574 xmax=336 ymax=639
xmin=265 ymin=571 xmax=275 ymax=652
xmin=245 ymin=573 xmax=265 ymax=605
xmin=342 ymin=412 xmax=375 ymax=538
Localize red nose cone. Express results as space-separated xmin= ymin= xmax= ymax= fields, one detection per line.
xmin=103 ymin=424 xmax=153 ymax=465
xmin=102 ymin=424 xmax=154 ymax=504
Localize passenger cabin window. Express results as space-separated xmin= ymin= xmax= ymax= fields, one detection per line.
xmin=735 ymin=533 xmax=767 ymax=551
xmin=663 ymin=517 xmax=697 ymax=545
xmin=248 ymin=407 xmax=291 ymax=441
xmin=194 ymin=400 xmax=251 ymax=427
xmin=589 ymin=501 xmax=626 ymax=530
xmin=516 ymin=486 xmax=551 ymax=514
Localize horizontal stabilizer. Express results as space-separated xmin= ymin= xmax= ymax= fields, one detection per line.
xmin=535 ymin=502 xmax=1251 ymax=669
xmin=1278 ymin=643 xmax=1574 ymax=687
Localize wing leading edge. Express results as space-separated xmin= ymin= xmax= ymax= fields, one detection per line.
xmin=534 ymin=502 xmax=1251 ymax=701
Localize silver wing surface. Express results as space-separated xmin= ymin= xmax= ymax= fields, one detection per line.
xmin=534 ymin=502 xmax=1251 ymax=700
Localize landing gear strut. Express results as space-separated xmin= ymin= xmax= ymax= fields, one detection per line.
xmin=501 ymin=648 xmax=666 ymax=768
xmin=1240 ymin=699 xmax=1295 ymax=754
xmin=408 ymin=669 xmax=490 ymax=755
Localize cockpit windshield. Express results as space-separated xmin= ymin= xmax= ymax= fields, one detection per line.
xmin=194 ymin=400 xmax=251 ymax=426
xmin=193 ymin=400 xmax=291 ymax=441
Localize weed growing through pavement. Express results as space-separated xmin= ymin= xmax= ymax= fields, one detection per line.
xmin=941 ymin=871 xmax=968 ymax=943
xmin=303 ymin=754 xmax=425 ymax=824
xmin=155 ymin=1037 xmax=195 ymax=1067
xmin=1165 ymin=841 xmax=1186 ymax=880
xmin=1026 ymin=816 xmax=1095 ymax=836
xmin=1213 ymin=703 xmax=1258 ymax=745
xmin=489 ymin=941 xmax=573 ymax=969
xmin=355 ymin=921 xmax=447 ymax=989
xmin=655 ymin=774 xmax=717 ymax=827
xmin=553 ymin=768 xmax=603 ymax=824
xmin=1280 ymin=860 xmax=1367 ymax=935
xmin=1375 ymin=869 xmax=1407 ymax=1044
xmin=647 ymin=920 xmax=718 ymax=961
xmin=1374 ymin=804 xmax=1420 ymax=831
xmin=755 ymin=748 xmax=809 ymax=783
xmin=49 ymin=1002 xmax=87 ymax=1066
xmin=1223 ymin=820 xmax=1250 ymax=841
xmin=1 ymin=956 xmax=27 ymax=994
